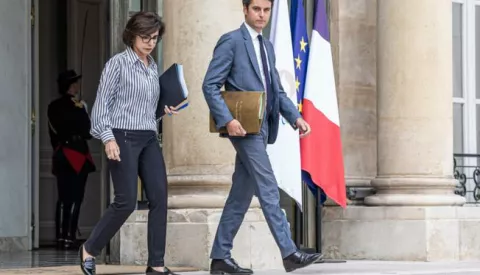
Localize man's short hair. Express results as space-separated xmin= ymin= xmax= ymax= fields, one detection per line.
xmin=243 ymin=0 xmax=274 ymax=7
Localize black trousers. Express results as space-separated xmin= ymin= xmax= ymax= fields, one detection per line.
xmin=84 ymin=129 xmax=168 ymax=267
xmin=56 ymin=168 xmax=88 ymax=242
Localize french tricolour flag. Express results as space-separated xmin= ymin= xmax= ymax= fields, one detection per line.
xmin=300 ymin=0 xmax=346 ymax=208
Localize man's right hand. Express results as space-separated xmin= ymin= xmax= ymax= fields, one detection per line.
xmin=105 ymin=139 xmax=121 ymax=161
xmin=226 ymin=119 xmax=247 ymax=137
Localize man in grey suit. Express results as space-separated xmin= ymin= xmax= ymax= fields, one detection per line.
xmin=202 ymin=0 xmax=323 ymax=274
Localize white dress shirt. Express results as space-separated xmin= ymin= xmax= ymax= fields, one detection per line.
xmin=244 ymin=22 xmax=271 ymax=90
xmin=90 ymin=47 xmax=160 ymax=143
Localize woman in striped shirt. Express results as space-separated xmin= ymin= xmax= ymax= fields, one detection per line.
xmin=79 ymin=12 xmax=178 ymax=275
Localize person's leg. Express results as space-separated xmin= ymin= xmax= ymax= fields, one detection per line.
xmin=57 ymin=170 xmax=75 ymax=248
xmin=55 ymin=173 xmax=68 ymax=247
xmin=232 ymin=135 xmax=297 ymax=258
xmin=137 ymin=133 xmax=168 ymax=268
xmin=210 ymin=153 xmax=255 ymax=259
xmin=83 ymin=130 xmax=141 ymax=257
xmin=55 ymin=199 xmax=65 ymax=245
xmin=61 ymin=170 xmax=77 ymax=249
xmin=65 ymin=172 xmax=88 ymax=248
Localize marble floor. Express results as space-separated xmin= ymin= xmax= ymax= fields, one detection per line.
xmin=0 ymin=248 xmax=78 ymax=269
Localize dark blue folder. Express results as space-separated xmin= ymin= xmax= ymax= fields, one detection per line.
xmin=155 ymin=63 xmax=189 ymax=119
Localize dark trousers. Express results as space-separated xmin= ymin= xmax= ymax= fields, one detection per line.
xmin=55 ymin=168 xmax=88 ymax=242
xmin=84 ymin=129 xmax=168 ymax=267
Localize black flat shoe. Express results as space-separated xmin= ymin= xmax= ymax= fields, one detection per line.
xmin=79 ymin=245 xmax=96 ymax=275
xmin=146 ymin=266 xmax=178 ymax=274
xmin=210 ymin=258 xmax=253 ymax=274
xmin=283 ymin=250 xmax=323 ymax=272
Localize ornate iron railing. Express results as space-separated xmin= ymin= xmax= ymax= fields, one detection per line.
xmin=454 ymin=153 xmax=480 ymax=203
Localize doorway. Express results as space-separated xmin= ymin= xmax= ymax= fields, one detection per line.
xmin=34 ymin=0 xmax=108 ymax=249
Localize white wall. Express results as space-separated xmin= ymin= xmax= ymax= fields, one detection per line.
xmin=0 ymin=0 xmax=32 ymax=251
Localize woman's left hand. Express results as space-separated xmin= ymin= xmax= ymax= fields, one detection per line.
xmin=164 ymin=105 xmax=179 ymax=116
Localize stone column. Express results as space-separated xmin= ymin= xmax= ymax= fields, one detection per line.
xmin=329 ymin=0 xmax=377 ymax=204
xmin=116 ymin=0 xmax=281 ymax=270
xmin=161 ymin=0 xmax=240 ymax=209
xmin=364 ymin=0 xmax=465 ymax=206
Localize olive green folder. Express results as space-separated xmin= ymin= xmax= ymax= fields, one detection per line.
xmin=209 ymin=91 xmax=266 ymax=134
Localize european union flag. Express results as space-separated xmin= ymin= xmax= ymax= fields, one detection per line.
xmin=291 ymin=0 xmax=326 ymax=203
xmin=290 ymin=0 xmax=309 ymax=109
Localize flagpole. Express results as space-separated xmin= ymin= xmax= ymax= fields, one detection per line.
xmin=79 ymin=9 xmax=89 ymax=100
xmin=315 ymin=188 xmax=322 ymax=255
xmin=294 ymin=204 xmax=302 ymax=248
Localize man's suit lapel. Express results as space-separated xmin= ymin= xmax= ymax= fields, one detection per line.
xmin=241 ymin=24 xmax=263 ymax=84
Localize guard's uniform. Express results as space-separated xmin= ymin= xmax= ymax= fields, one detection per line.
xmin=48 ymin=94 xmax=96 ymax=249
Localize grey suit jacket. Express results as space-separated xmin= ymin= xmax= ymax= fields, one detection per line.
xmin=202 ymin=24 xmax=302 ymax=144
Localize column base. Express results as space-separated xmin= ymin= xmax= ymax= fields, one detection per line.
xmin=111 ymin=208 xmax=283 ymax=270
xmin=167 ymin=174 xmax=261 ymax=209
xmin=365 ymin=177 xmax=466 ymax=206
xmin=345 ymin=177 xmax=375 ymax=205
xmin=322 ymin=206 xmax=480 ymax=261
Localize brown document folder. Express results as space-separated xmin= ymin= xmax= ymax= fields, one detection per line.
xmin=209 ymin=91 xmax=266 ymax=134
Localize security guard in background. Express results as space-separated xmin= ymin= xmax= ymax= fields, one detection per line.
xmin=48 ymin=70 xmax=96 ymax=250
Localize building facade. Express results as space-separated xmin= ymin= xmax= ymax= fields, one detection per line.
xmin=0 ymin=0 xmax=479 ymax=270
xmin=322 ymin=0 xmax=480 ymax=263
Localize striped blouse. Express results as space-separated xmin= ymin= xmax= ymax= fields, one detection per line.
xmin=90 ymin=47 xmax=160 ymax=143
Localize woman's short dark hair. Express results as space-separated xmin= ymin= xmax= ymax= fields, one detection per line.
xmin=122 ymin=11 xmax=165 ymax=47
xmin=243 ymin=0 xmax=274 ymax=7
